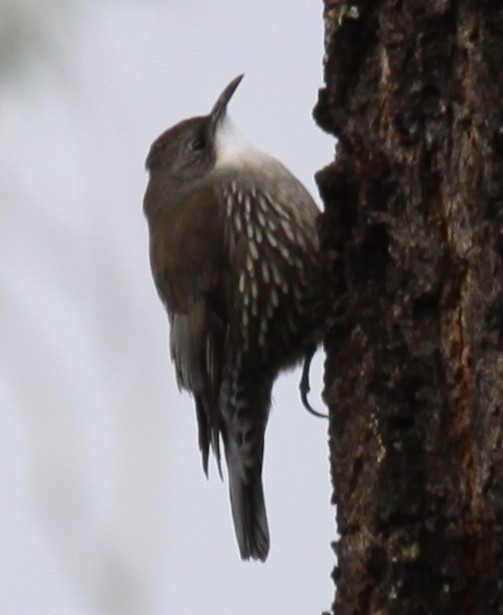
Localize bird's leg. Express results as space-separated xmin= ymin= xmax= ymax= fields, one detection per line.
xmin=299 ymin=346 xmax=328 ymax=419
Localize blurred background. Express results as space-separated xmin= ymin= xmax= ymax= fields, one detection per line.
xmin=0 ymin=1 xmax=335 ymax=613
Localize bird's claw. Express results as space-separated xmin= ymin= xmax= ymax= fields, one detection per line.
xmin=299 ymin=347 xmax=328 ymax=419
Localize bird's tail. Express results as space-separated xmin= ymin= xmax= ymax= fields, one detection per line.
xmin=228 ymin=460 xmax=269 ymax=561
xmin=221 ymin=373 xmax=272 ymax=561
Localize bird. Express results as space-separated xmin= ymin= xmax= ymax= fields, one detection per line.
xmin=143 ymin=75 xmax=325 ymax=561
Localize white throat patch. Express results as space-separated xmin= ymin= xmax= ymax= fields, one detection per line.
xmin=214 ymin=116 xmax=260 ymax=169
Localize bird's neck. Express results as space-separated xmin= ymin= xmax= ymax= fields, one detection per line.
xmin=214 ymin=116 xmax=269 ymax=171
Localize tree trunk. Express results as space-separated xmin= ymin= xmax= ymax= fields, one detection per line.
xmin=314 ymin=2 xmax=503 ymax=613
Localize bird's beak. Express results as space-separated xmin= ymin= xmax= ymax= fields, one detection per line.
xmin=209 ymin=74 xmax=244 ymax=130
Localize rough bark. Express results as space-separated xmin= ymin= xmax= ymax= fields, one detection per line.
xmin=314 ymin=2 xmax=503 ymax=613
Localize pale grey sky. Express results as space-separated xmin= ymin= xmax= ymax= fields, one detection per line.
xmin=1 ymin=2 xmax=335 ymax=613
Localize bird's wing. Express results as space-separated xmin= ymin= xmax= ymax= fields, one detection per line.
xmin=145 ymin=183 xmax=229 ymax=475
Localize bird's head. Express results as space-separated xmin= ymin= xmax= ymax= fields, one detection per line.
xmin=145 ymin=74 xmax=245 ymax=186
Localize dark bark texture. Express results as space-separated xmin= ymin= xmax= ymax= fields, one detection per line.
xmin=314 ymin=2 xmax=503 ymax=614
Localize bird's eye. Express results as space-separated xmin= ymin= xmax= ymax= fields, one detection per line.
xmin=190 ymin=136 xmax=206 ymax=151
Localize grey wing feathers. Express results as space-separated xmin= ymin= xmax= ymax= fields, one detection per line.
xmin=170 ymin=304 xmax=225 ymax=475
xmin=170 ymin=307 xmax=205 ymax=392
xmin=147 ymin=185 xmax=228 ymax=476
